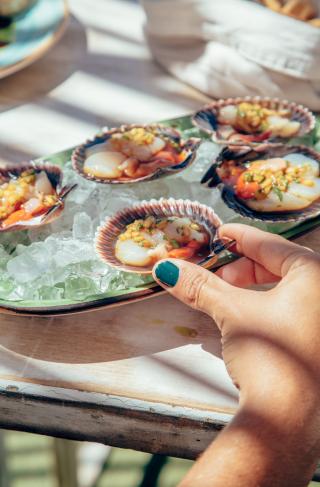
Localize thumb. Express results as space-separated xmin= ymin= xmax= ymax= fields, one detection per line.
xmin=152 ymin=258 xmax=251 ymax=327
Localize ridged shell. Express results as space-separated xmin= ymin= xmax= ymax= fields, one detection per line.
xmin=95 ymin=198 xmax=223 ymax=274
xmin=202 ymin=144 xmax=320 ymax=223
xmin=192 ymin=96 xmax=315 ymax=146
xmin=72 ymin=124 xmax=200 ymax=184
xmin=0 ymin=162 xmax=76 ymax=232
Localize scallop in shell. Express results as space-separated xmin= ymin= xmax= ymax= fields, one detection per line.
xmin=95 ymin=198 xmax=230 ymax=274
xmin=192 ymin=97 xmax=315 ymax=146
xmin=201 ymin=144 xmax=320 ymax=223
xmin=0 ymin=162 xmax=76 ymax=232
xmin=72 ymin=124 xmax=200 ymax=184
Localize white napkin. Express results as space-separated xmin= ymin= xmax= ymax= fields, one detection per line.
xmin=141 ymin=0 xmax=320 ymax=110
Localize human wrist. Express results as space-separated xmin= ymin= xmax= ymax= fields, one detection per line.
xmin=222 ymin=396 xmax=320 ymax=487
xmin=232 ymin=338 xmax=320 ymax=425
xmin=239 ymin=369 xmax=320 ymax=439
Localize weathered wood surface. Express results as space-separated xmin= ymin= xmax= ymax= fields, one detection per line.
xmin=0 ymin=0 xmax=319 ymax=458
xmin=0 ymin=293 xmax=238 ymax=412
xmin=0 ymin=380 xmax=232 ymax=459
xmin=0 ymin=226 xmax=317 ymax=456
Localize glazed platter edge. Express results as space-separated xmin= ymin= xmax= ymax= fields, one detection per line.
xmin=1 ymin=114 xmax=320 ymax=316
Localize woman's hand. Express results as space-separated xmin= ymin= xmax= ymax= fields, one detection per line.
xmin=152 ymin=224 xmax=320 ymax=487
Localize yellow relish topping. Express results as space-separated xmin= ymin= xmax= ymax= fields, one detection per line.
xmin=0 ymin=170 xmax=36 ymax=219
xmin=0 ymin=170 xmax=58 ymax=220
xmin=118 ymin=216 xmax=205 ymax=251
xmin=235 ymin=102 xmax=291 ymax=133
xmin=113 ymin=128 xmax=155 ymax=147
xmin=118 ymin=216 xmax=162 ymax=248
xmin=242 ymin=161 xmax=314 ymax=199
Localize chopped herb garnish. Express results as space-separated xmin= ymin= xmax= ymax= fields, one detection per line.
xmin=273 ymin=186 xmax=283 ymax=201
xmin=171 ymin=239 xmax=180 ymax=249
xmin=244 ymin=172 xmax=253 ymax=182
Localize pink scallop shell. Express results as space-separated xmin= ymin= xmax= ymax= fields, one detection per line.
xmin=192 ymin=96 xmax=315 ymax=146
xmin=95 ymin=198 xmax=223 ymax=274
xmin=72 ymin=124 xmax=200 ymax=184
xmin=202 ymin=144 xmax=320 ymax=223
xmin=0 ymin=161 xmax=75 ymax=232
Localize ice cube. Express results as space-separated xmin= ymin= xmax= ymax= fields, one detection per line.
xmin=183 ymin=141 xmax=220 ymax=183
xmin=0 ymin=133 xmax=237 ymax=303
xmin=0 ymin=231 xmax=30 ymax=254
xmin=73 ymin=212 xmax=93 ymax=240
xmin=64 ymin=275 xmax=99 ymax=300
xmin=0 ymin=245 xmax=10 ymax=269
xmin=164 ymin=176 xmax=192 ymax=200
xmin=34 ymin=285 xmax=64 ymax=301
xmin=7 ymin=242 xmax=54 ymax=283
xmin=104 ymin=187 xmax=140 ymax=216
xmin=15 ymin=244 xmax=28 ymax=255
xmin=68 ymin=181 xmax=96 ymax=205
xmin=123 ymin=273 xmax=154 ymax=288
xmin=28 ymin=225 xmax=53 ymax=243
xmin=52 ymin=239 xmax=96 ymax=267
xmin=0 ymin=274 xmax=15 ymax=299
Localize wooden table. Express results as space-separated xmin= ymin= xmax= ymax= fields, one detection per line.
xmin=0 ymin=229 xmax=318 ymax=460
xmin=0 ymin=0 xmax=319 ymax=462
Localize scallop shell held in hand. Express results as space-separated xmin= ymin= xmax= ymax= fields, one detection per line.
xmin=95 ymin=198 xmax=223 ymax=274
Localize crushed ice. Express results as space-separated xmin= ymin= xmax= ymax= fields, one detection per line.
xmin=0 ymin=141 xmax=237 ymax=302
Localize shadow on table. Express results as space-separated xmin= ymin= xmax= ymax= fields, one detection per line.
xmin=0 ymin=15 xmax=87 ymax=113
xmin=0 ymin=14 xmax=206 ymax=163
xmin=31 ymin=50 xmax=208 ymax=133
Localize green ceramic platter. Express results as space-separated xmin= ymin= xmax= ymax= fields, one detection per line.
xmin=1 ymin=114 xmax=320 ymax=315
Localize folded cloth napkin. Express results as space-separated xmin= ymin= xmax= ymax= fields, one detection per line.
xmin=141 ymin=0 xmax=320 ymax=110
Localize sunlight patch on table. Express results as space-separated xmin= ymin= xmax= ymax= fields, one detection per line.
xmin=54 ymin=72 xmax=193 ymax=123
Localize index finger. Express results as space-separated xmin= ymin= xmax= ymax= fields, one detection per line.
xmin=218 ymin=223 xmax=312 ymax=277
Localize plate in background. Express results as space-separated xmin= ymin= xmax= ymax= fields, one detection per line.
xmin=0 ymin=0 xmax=68 ymax=79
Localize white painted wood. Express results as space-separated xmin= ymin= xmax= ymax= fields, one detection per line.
xmin=0 ymin=382 xmax=230 ymax=459
xmin=0 ymin=380 xmax=234 ymax=424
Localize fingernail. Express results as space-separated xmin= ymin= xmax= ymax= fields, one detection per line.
xmin=155 ymin=261 xmax=179 ymax=287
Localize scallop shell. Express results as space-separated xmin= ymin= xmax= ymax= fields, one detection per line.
xmin=72 ymin=124 xmax=200 ymax=184
xmin=0 ymin=162 xmax=76 ymax=232
xmin=202 ymin=144 xmax=320 ymax=223
xmin=95 ymin=198 xmax=224 ymax=274
xmin=192 ymin=97 xmax=315 ymax=146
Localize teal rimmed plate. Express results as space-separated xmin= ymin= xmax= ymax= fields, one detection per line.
xmin=0 ymin=0 xmax=68 ymax=79
xmin=0 ymin=114 xmax=320 ymax=316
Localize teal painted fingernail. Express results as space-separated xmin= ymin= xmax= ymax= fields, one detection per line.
xmin=155 ymin=261 xmax=179 ymax=287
